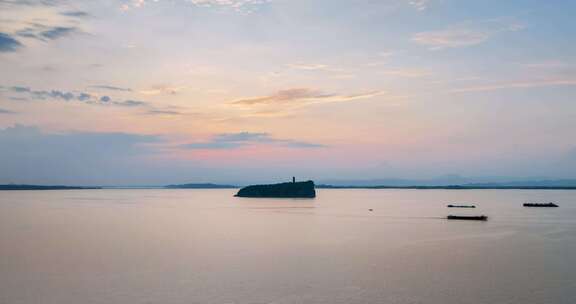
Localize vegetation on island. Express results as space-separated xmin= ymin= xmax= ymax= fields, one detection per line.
xmin=235 ymin=180 xmax=316 ymax=198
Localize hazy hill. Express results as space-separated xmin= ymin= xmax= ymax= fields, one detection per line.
xmin=165 ymin=183 xmax=238 ymax=189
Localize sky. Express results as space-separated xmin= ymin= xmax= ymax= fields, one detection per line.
xmin=1 ymin=0 xmax=576 ymax=185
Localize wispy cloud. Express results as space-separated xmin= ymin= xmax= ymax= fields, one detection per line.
xmin=115 ymin=100 xmax=147 ymax=107
xmin=138 ymin=85 xmax=187 ymax=96
xmin=451 ymin=79 xmax=576 ymax=93
xmin=231 ymin=88 xmax=383 ymax=106
xmin=286 ymin=63 xmax=342 ymax=72
xmin=16 ymin=25 xmax=80 ymax=41
xmin=60 ymin=10 xmax=90 ymax=18
xmin=287 ymin=63 xmax=329 ymax=71
xmin=407 ymin=0 xmax=431 ymax=11
xmin=40 ymin=26 xmax=76 ymax=39
xmin=121 ymin=0 xmax=273 ymax=12
xmin=0 ymin=108 xmax=17 ymax=114
xmin=145 ymin=110 xmax=183 ymax=115
xmin=2 ymin=1 xmax=87 ymax=52
xmin=380 ymin=68 xmax=429 ymax=78
xmin=229 ymin=88 xmax=390 ymax=117
xmin=0 ymin=32 xmax=23 ymax=53
xmin=8 ymin=85 xmax=149 ymax=107
xmin=413 ymin=29 xmax=490 ymax=50
xmin=521 ymin=61 xmax=574 ymax=70
xmin=181 ymin=132 xmax=325 ymax=150
xmin=90 ymin=85 xmax=133 ymax=92
xmin=0 ymin=0 xmax=60 ymax=7
xmin=413 ymin=19 xmax=525 ymax=50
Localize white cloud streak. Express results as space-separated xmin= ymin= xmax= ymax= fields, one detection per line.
xmin=407 ymin=0 xmax=431 ymax=11
xmin=451 ymin=79 xmax=576 ymax=93
xmin=121 ymin=0 xmax=273 ymax=11
xmin=231 ymin=88 xmax=384 ymax=107
xmin=413 ymin=19 xmax=525 ymax=50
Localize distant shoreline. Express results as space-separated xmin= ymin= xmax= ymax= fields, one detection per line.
xmin=315 ymin=185 xmax=576 ymax=190
xmin=0 ymin=185 xmax=102 ymax=191
xmin=2 ymin=184 xmax=576 ymax=191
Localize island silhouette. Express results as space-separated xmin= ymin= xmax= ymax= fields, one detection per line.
xmin=235 ymin=178 xmax=316 ymax=198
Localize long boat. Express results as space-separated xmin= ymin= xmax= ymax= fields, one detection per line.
xmin=523 ymin=203 xmax=558 ymax=207
xmin=447 ymin=215 xmax=488 ymax=221
xmin=447 ymin=204 xmax=476 ymax=208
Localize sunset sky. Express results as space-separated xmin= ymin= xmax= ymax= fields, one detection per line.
xmin=1 ymin=0 xmax=576 ymax=185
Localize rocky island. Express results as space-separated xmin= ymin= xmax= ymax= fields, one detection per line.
xmin=235 ymin=178 xmax=316 ymax=198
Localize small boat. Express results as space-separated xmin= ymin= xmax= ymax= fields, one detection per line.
xmin=447 ymin=204 xmax=476 ymax=208
xmin=447 ymin=215 xmax=488 ymax=221
xmin=523 ymin=202 xmax=558 ymax=207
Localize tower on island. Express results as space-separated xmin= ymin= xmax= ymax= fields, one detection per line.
xmin=292 ymin=176 xmax=296 ymax=183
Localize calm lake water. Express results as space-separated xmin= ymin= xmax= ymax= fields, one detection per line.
xmin=1 ymin=189 xmax=575 ymax=304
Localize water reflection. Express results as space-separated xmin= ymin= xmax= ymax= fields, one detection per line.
xmin=0 ymin=189 xmax=575 ymax=304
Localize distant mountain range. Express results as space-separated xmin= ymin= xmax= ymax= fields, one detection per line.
xmin=2 ymin=179 xmax=576 ymax=190
xmin=165 ymin=183 xmax=238 ymax=189
xmin=0 ymin=184 xmax=101 ymax=190
xmin=462 ymin=180 xmax=576 ymax=187
xmin=316 ymin=185 xmax=576 ymax=190
xmin=317 ymin=176 xmax=576 ymax=187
